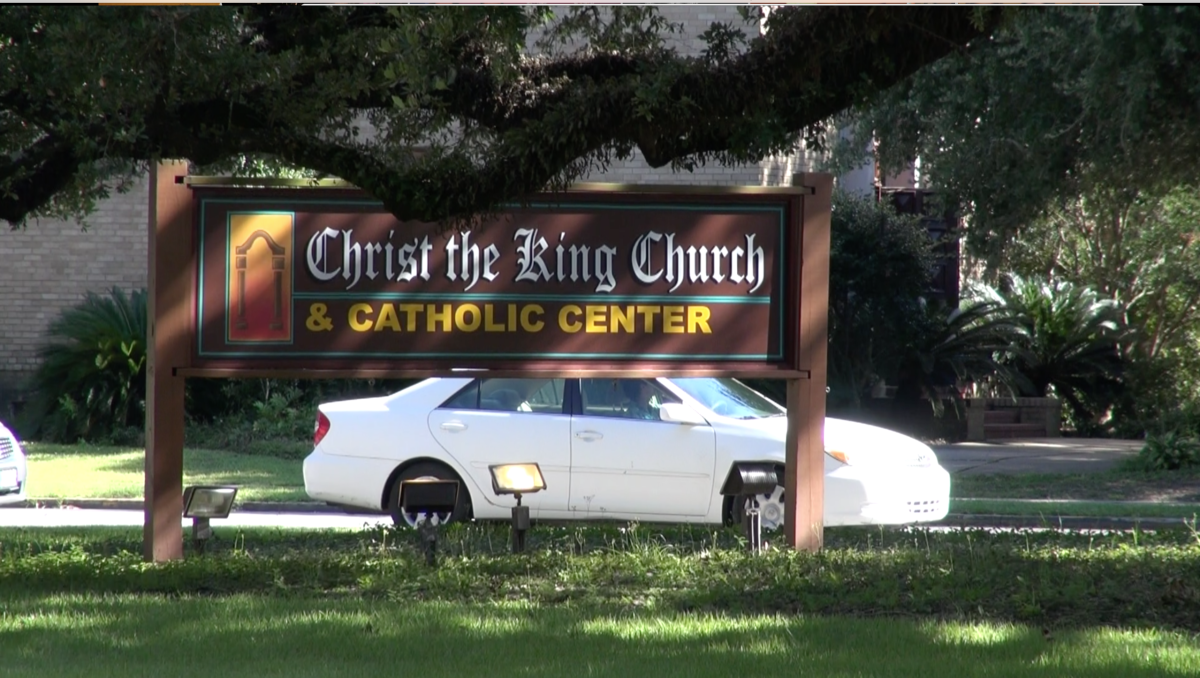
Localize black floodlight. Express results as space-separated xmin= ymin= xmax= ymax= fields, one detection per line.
xmin=182 ymin=485 xmax=238 ymax=553
xmin=398 ymin=478 xmax=460 ymax=567
xmin=719 ymin=463 xmax=778 ymax=497
xmin=398 ymin=478 xmax=460 ymax=518
xmin=719 ymin=464 xmax=779 ymax=555
xmin=488 ymin=463 xmax=546 ymax=554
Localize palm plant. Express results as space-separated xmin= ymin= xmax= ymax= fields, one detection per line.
xmin=892 ymin=298 xmax=1025 ymax=416
xmin=975 ymin=275 xmax=1127 ymax=425
xmin=25 ymin=287 xmax=147 ymax=442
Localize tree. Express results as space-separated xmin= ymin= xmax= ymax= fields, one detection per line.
xmin=0 ymin=6 xmax=1007 ymax=228
xmin=824 ymin=189 xmax=937 ymax=410
xmin=1001 ymin=188 xmax=1200 ymax=364
xmin=974 ymin=276 xmax=1126 ymax=429
xmin=833 ymin=6 xmax=1200 ymax=261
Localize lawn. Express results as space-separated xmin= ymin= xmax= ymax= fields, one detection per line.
xmin=1 ymin=595 xmax=1197 ymax=678
xmin=951 ymin=498 xmax=1200 ymax=520
xmin=950 ymin=468 xmax=1200 ymax=503
xmin=22 ymin=443 xmax=308 ymax=503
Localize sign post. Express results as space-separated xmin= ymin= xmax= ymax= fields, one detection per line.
xmin=144 ymin=167 xmax=831 ymax=561
xmin=785 ymin=173 xmax=831 ymax=552
xmin=144 ymin=160 xmax=192 ymax=562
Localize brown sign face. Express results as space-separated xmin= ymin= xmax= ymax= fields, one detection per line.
xmin=192 ymin=187 xmax=803 ymax=373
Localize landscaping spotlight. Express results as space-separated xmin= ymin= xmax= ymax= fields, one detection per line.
xmin=488 ymin=463 xmax=546 ymax=554
xmin=398 ymin=478 xmax=460 ymax=566
xmin=182 ymin=485 xmax=238 ymax=553
xmin=719 ymin=464 xmax=779 ymax=554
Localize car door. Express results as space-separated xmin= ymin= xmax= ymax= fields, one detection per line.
xmin=428 ymin=377 xmax=571 ymax=515
xmin=569 ymin=378 xmax=716 ymax=518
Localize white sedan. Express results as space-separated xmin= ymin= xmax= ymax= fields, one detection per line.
xmin=303 ymin=376 xmax=950 ymax=530
xmin=0 ymin=420 xmax=28 ymax=506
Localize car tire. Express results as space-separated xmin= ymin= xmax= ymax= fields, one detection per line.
xmin=728 ymin=483 xmax=786 ymax=533
xmin=388 ymin=462 xmax=473 ymax=528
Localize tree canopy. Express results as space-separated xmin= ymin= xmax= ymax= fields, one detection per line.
xmin=0 ymin=5 xmax=1005 ymax=227
xmin=835 ymin=6 xmax=1200 ymax=259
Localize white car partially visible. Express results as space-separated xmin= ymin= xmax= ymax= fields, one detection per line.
xmin=303 ymin=377 xmax=950 ymax=529
xmin=0 ymin=420 xmax=28 ymax=506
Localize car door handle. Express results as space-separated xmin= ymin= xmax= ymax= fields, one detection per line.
xmin=439 ymin=421 xmax=467 ymax=432
xmin=574 ymin=430 xmax=603 ymax=442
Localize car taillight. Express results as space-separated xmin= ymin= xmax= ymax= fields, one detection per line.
xmin=314 ymin=411 xmax=331 ymax=447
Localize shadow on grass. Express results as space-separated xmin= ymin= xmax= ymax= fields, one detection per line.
xmin=1 ymin=596 xmax=1196 ymax=678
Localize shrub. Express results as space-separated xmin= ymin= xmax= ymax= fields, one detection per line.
xmin=1125 ymin=432 xmax=1200 ymax=471
xmin=23 ymin=287 xmax=147 ymax=443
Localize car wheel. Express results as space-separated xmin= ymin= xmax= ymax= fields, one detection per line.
xmin=731 ymin=483 xmax=786 ymax=532
xmin=388 ymin=462 xmax=472 ymax=528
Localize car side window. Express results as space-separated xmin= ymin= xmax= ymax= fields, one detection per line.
xmin=439 ymin=378 xmax=566 ymax=414
xmin=579 ymin=378 xmax=678 ymax=422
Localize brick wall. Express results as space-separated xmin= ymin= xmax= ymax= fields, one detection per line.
xmin=0 ymin=179 xmax=149 ymax=412
xmin=0 ymin=6 xmax=824 ymax=414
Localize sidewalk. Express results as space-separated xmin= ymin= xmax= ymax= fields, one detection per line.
xmin=7 ymin=497 xmax=1197 ymax=532
xmin=6 ymin=498 xmax=376 ymax=514
xmin=932 ymin=437 xmax=1144 ymax=475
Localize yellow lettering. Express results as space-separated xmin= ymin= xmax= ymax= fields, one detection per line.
xmin=399 ymin=303 xmax=422 ymax=332
xmin=687 ymin=305 xmax=712 ymax=334
xmin=348 ymin=303 xmax=374 ymax=332
xmin=508 ymin=303 xmax=518 ymax=331
xmin=585 ymin=305 xmax=607 ymax=333
xmin=427 ymin=304 xmax=452 ymax=332
xmin=484 ymin=304 xmax=506 ymax=332
xmin=610 ymin=305 xmax=635 ymax=333
xmin=374 ymin=304 xmax=401 ymax=332
xmin=663 ymin=305 xmax=685 ymax=334
xmin=521 ymin=304 xmax=545 ymax=332
xmin=455 ymin=303 xmax=481 ymax=332
xmin=559 ymin=305 xmax=582 ymax=333
xmin=636 ymin=305 xmax=661 ymax=333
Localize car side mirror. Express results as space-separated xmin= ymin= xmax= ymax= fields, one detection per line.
xmin=658 ymin=402 xmax=708 ymax=425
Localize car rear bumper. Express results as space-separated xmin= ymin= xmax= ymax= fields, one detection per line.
xmin=303 ymin=448 xmax=395 ymax=511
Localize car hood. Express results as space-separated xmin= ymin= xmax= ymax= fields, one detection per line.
xmin=733 ymin=415 xmax=938 ymax=468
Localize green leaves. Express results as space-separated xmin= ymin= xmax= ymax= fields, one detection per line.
xmin=972 ymin=276 xmax=1127 ymax=428
xmin=24 ymin=287 xmax=147 ymax=443
xmin=840 ymin=7 xmax=1200 ymax=259
xmin=0 ymin=6 xmax=1001 ymax=229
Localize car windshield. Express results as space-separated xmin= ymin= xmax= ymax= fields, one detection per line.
xmin=668 ymin=378 xmax=785 ymax=419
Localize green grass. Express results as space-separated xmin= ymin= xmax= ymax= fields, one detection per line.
xmin=22 ymin=443 xmax=308 ymax=503
xmin=5 ymin=522 xmax=1200 ymax=632
xmin=951 ymin=468 xmax=1200 ymax=503
xmin=952 ymin=498 xmax=1200 ymax=520
xmin=1 ymin=595 xmax=1196 ymax=678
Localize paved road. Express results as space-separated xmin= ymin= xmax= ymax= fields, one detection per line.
xmin=932 ymin=438 xmax=1144 ymax=475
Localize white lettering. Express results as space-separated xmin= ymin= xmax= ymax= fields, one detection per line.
xmin=746 ymin=234 xmax=765 ymax=294
xmin=513 ymin=228 xmax=552 ymax=283
xmin=305 ymin=228 xmax=341 ymax=282
xmin=631 ymin=232 xmax=663 ymax=284
xmin=687 ymin=245 xmax=709 ymax=283
xmin=594 ymin=245 xmax=617 ymax=293
xmin=711 ymin=246 xmax=728 ymax=283
xmin=341 ymin=230 xmax=362 ymax=290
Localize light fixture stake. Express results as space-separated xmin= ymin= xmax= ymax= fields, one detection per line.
xmin=511 ymin=492 xmax=530 ymax=554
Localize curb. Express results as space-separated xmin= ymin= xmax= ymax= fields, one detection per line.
xmin=6 ymin=498 xmax=382 ymax=515
xmin=933 ymin=513 xmax=1196 ymax=531
xmin=6 ymin=500 xmax=1197 ymax=531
